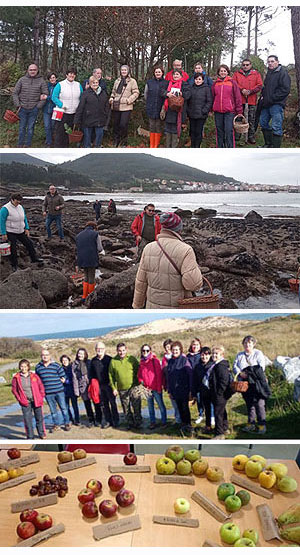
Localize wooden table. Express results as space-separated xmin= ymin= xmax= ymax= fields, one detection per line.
xmin=0 ymin=451 xmax=299 ymax=547
xmin=0 ymin=446 xmax=33 ymax=463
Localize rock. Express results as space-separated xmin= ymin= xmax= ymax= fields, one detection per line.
xmin=214 ymin=245 xmax=242 ymax=258
xmin=32 ymin=268 xmax=69 ymax=304
xmin=101 ymin=215 xmax=123 ymax=227
xmin=99 ymin=255 xmax=131 ymax=272
xmin=174 ymin=209 xmax=193 ymax=218
xmin=86 ymin=265 xmax=138 ymax=308
xmin=194 ymin=207 xmax=217 ymax=218
xmin=206 ymin=236 xmax=225 ymax=247
xmin=245 ymin=210 xmax=263 ymax=223
xmin=229 ymin=251 xmax=261 ymax=272
xmin=0 ymin=268 xmax=46 ymax=308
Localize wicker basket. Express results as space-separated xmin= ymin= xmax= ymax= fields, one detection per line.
xmin=178 ymin=276 xmax=220 ymax=309
xmin=70 ymin=272 xmax=85 ymax=286
xmin=68 ymin=126 xmax=83 ymax=143
xmin=233 ymin=114 xmax=249 ymax=134
xmin=230 ymin=381 xmax=249 ymax=393
xmin=3 ymin=109 xmax=20 ymax=123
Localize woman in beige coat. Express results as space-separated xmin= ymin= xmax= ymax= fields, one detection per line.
xmin=132 ymin=212 xmax=203 ymax=309
xmin=109 ymin=65 xmax=139 ymax=147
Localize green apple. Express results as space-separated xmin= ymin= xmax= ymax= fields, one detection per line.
xmin=243 ymin=529 xmax=259 ymax=545
xmin=249 ymin=454 xmax=266 ymax=468
xmin=174 ymin=498 xmax=190 ymax=514
xmin=176 ymin=459 xmax=192 ymax=476
xmin=245 ymin=459 xmax=263 ymax=479
xmin=225 ymin=495 xmax=242 ymax=513
xmin=267 ymin=462 xmax=288 ymax=480
xmin=192 ymin=458 xmax=208 ymax=476
xmin=277 ymin=476 xmax=298 ymax=493
xmin=236 ymin=490 xmax=251 ymax=506
xmin=234 ymin=538 xmax=255 ymax=547
xmin=156 ymin=456 xmax=176 ymax=475
xmin=217 ymin=483 xmax=235 ymax=501
xmin=220 ymin=522 xmax=241 ymax=545
xmin=165 ymin=445 xmax=185 ymax=464
xmin=184 ymin=449 xmax=201 ymax=463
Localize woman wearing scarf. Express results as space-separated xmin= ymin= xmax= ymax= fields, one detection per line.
xmin=166 ymin=341 xmax=193 ymax=434
xmin=60 ymin=354 xmax=80 ymax=426
xmin=161 ymin=338 xmax=181 ymax=425
xmin=208 ymin=345 xmax=232 ymax=439
xmin=144 ymin=65 xmax=165 ymax=148
xmin=138 ymin=344 xmax=167 ymax=429
xmin=160 ymin=69 xmax=191 ymax=147
xmin=212 ymin=64 xmax=242 ymax=148
xmin=109 ymin=65 xmax=139 ymax=147
xmin=195 ymin=347 xmax=215 ymax=433
xmin=72 ymin=348 xmax=100 ymax=428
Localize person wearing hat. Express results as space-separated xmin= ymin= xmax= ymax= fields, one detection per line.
xmin=132 ymin=211 xmax=203 ymax=308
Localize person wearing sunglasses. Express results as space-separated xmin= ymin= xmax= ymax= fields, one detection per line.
xmin=131 ymin=204 xmax=161 ymax=260
xmin=233 ymin=59 xmax=263 ymax=144
xmin=138 ymin=344 xmax=167 ymax=429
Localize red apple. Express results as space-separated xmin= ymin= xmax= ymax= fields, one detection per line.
xmin=77 ymin=488 xmax=95 ymax=504
xmin=17 ymin=521 xmax=36 ymax=539
xmin=123 ymin=452 xmax=137 ymax=465
xmin=33 ymin=513 xmax=53 ymax=531
xmin=82 ymin=501 xmax=98 ymax=518
xmin=86 ymin=479 xmax=102 ymax=495
xmin=99 ymin=499 xmax=118 ymax=518
xmin=20 ymin=509 xmax=39 ymax=523
xmin=108 ymin=474 xmax=125 ymax=492
xmin=7 ymin=448 xmax=21 ymax=460
xmin=116 ymin=488 xmax=135 ymax=508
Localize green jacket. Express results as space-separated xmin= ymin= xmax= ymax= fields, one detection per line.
xmin=108 ymin=354 xmax=139 ymax=391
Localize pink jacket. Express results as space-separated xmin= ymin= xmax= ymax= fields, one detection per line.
xmin=212 ymin=76 xmax=243 ymax=114
xmin=11 ymin=372 xmax=45 ymax=407
xmin=138 ymin=354 xmax=165 ymax=392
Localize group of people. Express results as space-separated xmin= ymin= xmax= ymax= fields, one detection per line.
xmin=11 ymin=54 xmax=291 ymax=149
xmin=11 ymin=335 xmax=271 ymax=439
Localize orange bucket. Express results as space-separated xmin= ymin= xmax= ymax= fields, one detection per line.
xmin=288 ymin=278 xmax=300 ymax=292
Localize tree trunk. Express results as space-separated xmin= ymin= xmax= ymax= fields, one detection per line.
xmin=51 ymin=8 xmax=60 ymax=72
xmin=247 ymin=7 xmax=253 ymax=56
xmin=254 ymin=7 xmax=259 ymax=56
xmin=291 ymin=7 xmax=300 ymax=113
xmin=230 ymin=7 xmax=237 ymax=69
xmin=33 ymin=7 xmax=41 ymax=65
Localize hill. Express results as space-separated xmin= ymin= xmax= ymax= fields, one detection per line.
xmin=0 ymin=153 xmax=52 ymax=167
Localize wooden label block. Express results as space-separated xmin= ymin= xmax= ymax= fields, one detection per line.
xmin=191 ymin=491 xmax=231 ymax=523
xmin=154 ymin=475 xmax=195 ymax=485
xmin=0 ymin=472 xmax=36 ymax=491
xmin=203 ymin=540 xmax=221 ymax=547
xmin=11 ymin=493 xmax=58 ymax=513
xmin=108 ymin=465 xmax=151 ymax=473
xmin=153 ymin=515 xmax=199 ymax=528
xmin=230 ymin=474 xmax=273 ymax=499
xmin=256 ymin=504 xmax=283 ymax=542
xmin=57 ymin=456 xmax=96 ymax=473
xmin=0 ymin=453 xmax=40 ymax=470
xmin=93 ymin=515 xmax=141 ymax=540
xmin=15 ymin=523 xmax=65 ymax=547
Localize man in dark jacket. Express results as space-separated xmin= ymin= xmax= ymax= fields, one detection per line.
xmin=188 ymin=62 xmax=213 ymax=88
xmin=42 ymin=184 xmax=65 ymax=239
xmin=90 ymin=341 xmax=119 ymax=428
xmin=74 ymin=75 xmax=109 ymax=147
xmin=82 ymin=67 xmax=107 ymax=92
xmin=93 ymin=200 xmax=102 ymax=220
xmin=12 ymin=63 xmax=48 ymax=147
xmin=131 ymin=203 xmax=161 ymax=259
xmin=260 ymin=55 xmax=291 ymax=147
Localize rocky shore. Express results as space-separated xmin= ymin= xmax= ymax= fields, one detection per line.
xmin=0 ymin=195 xmax=299 ymax=309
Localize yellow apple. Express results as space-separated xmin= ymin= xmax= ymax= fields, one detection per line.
xmin=266 ymin=463 xmax=288 ymax=480
xmin=245 ymin=460 xmax=263 ymax=479
xmin=192 ymin=458 xmax=209 ymax=476
xmin=232 ymin=454 xmax=248 ymax=472
xmin=206 ymin=466 xmax=224 ymax=482
xmin=249 ymin=455 xmax=266 ymax=468
xmin=0 ymin=469 xmax=9 ymax=483
xmin=258 ymin=470 xmax=277 ymax=489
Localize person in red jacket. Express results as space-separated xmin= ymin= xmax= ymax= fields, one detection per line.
xmin=131 ymin=204 xmax=161 ymax=259
xmin=138 ymin=344 xmax=167 ymax=429
xmin=212 ymin=64 xmax=243 ymax=148
xmin=165 ymin=59 xmax=189 ymax=82
xmin=233 ymin=59 xmax=263 ymax=144
xmin=11 ymin=359 xmax=46 ymax=439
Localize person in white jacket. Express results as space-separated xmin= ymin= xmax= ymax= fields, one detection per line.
xmin=52 ymin=67 xmax=83 ymax=147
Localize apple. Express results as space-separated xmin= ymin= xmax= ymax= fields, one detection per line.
xmin=249 ymin=454 xmax=266 ymax=468
xmin=176 ymin=459 xmax=192 ymax=476
xmin=258 ymin=470 xmax=277 ymax=489
xmin=20 ymin=509 xmax=39 ymax=523
xmin=73 ymin=449 xmax=87 ymax=460
xmin=234 ymin=538 xmax=255 ymax=547
xmin=17 ymin=521 xmax=36 ymax=539
xmin=156 ymin=456 xmax=176 ymax=475
xmin=33 ymin=513 xmax=53 ymax=531
xmin=243 ymin=529 xmax=259 ymax=545
xmin=236 ymin=490 xmax=251 ymax=506
xmin=8 ymin=467 xmax=24 ymax=479
xmin=165 ymin=445 xmax=185 ymax=464
xmin=206 ymin=466 xmax=224 ymax=482
xmin=217 ymin=483 xmax=235 ymax=501
xmin=86 ymin=479 xmax=102 ymax=495
xmin=184 ymin=449 xmax=201 ymax=463
xmin=108 ymin=474 xmax=125 ymax=492
xmin=192 ymin=459 xmax=208 ymax=476
xmin=224 ymin=495 xmax=242 ymax=513
xmin=77 ymin=488 xmax=95 ymax=504
xmin=232 ymin=454 xmax=248 ymax=472
xmin=7 ymin=448 xmax=21 ymax=460
xmin=82 ymin=501 xmax=99 ymax=518
xmin=245 ymin=460 xmax=263 ymax=479
xmin=123 ymin=452 xmax=137 ymax=465
xmin=220 ymin=522 xmax=241 ymax=545
xmin=0 ymin=469 xmax=9 ymax=483
xmin=99 ymin=499 xmax=118 ymax=518
xmin=174 ymin=498 xmax=190 ymax=514
xmin=277 ymin=476 xmax=298 ymax=493
xmin=57 ymin=451 xmax=73 ymax=463
xmin=116 ymin=488 xmax=135 ymax=507
xmin=267 ymin=463 xmax=288 ymax=480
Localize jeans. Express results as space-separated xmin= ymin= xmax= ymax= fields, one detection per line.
xmin=46 ymin=391 xmax=70 ymax=427
xmin=6 ymin=231 xmax=37 ymax=268
xmin=18 ymin=107 xmax=38 ymax=147
xmin=170 ymin=397 xmax=181 ymax=423
xmin=147 ymin=391 xmax=167 ymax=424
xmin=43 ymin=111 xmax=55 ymax=145
xmin=65 ymin=393 xmax=80 ymax=424
xmin=83 ymin=127 xmax=104 ymax=147
xmin=260 ymin=104 xmax=284 ymax=136
xmin=196 ymin=391 xmax=204 ymax=417
xmin=214 ymin=112 xmax=235 ymax=147
xmin=45 ymin=214 xmax=64 ymax=239
xmin=21 ymin=402 xmax=45 ymax=439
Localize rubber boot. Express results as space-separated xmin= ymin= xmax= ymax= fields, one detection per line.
xmin=82 ymin=281 xmax=89 ymax=299
xmin=165 ymin=133 xmax=172 ymax=148
xmin=149 ymin=132 xmax=155 ymax=148
xmin=88 ymin=282 xmax=95 ymax=295
xmin=262 ymin=128 xmax=273 ymax=148
xmin=155 ymin=133 xmax=162 ymax=148
xmin=171 ymin=134 xmax=179 ymax=148
xmin=272 ymin=134 xmax=282 ymax=148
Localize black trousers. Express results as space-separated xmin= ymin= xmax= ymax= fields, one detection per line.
xmin=7 ymin=231 xmax=37 ymax=268
xmin=100 ymin=384 xmax=119 ymax=426
xmin=201 ymin=386 xmax=213 ymax=427
xmin=113 ymin=110 xmax=131 ymax=143
xmin=213 ymin=397 xmax=228 ymax=435
xmin=54 ymin=113 xmax=75 ymax=148
xmin=175 ymin=397 xmax=191 ymax=426
xmin=189 ymin=118 xmax=206 ymax=147
xmin=83 ymin=399 xmax=96 ymax=423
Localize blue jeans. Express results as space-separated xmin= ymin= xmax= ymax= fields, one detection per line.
xmin=260 ymin=104 xmax=284 ymax=136
xmin=214 ymin=112 xmax=235 ymax=148
xmin=18 ymin=106 xmax=38 ymax=146
xmin=196 ymin=391 xmax=204 ymax=417
xmin=170 ymin=397 xmax=181 ymax=424
xmin=46 ymin=214 xmax=64 ymax=239
xmin=147 ymin=391 xmax=167 ymax=424
xmin=83 ymin=127 xmax=104 ymax=148
xmin=43 ymin=111 xmax=55 ymax=145
xmin=46 ymin=391 xmax=70 ymax=427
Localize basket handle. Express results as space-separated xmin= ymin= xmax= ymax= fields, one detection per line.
xmin=202 ymin=275 xmax=214 ymax=295
xmin=233 ymin=114 xmax=246 ymax=123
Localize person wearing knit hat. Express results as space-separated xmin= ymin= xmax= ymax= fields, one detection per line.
xmin=132 ymin=211 xmax=203 ymax=309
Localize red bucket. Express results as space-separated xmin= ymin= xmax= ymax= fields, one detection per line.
xmin=0 ymin=242 xmax=11 ymax=256
xmin=3 ymin=110 xmax=20 ymax=123
xmin=288 ymin=278 xmax=300 ymax=293
xmin=52 ymin=107 xmax=64 ymax=121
